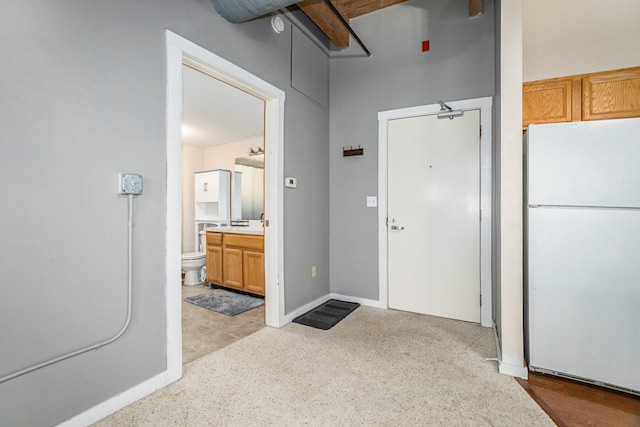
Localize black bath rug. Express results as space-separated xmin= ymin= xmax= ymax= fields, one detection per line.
xmin=185 ymin=288 xmax=264 ymax=316
xmin=293 ymin=299 xmax=360 ymax=330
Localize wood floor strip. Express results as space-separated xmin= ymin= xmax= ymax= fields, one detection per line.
xmin=516 ymin=372 xmax=640 ymax=427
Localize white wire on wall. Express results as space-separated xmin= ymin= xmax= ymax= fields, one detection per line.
xmin=0 ymin=194 xmax=137 ymax=384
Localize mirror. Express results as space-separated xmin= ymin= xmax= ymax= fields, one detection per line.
xmin=234 ymin=154 xmax=264 ymax=220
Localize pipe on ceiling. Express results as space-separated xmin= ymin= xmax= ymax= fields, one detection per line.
xmin=210 ymin=0 xmax=299 ymax=23
xmin=209 ymin=0 xmax=371 ymax=57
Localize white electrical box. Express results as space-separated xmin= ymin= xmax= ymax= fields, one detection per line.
xmin=285 ymin=177 xmax=297 ymax=188
xmin=118 ymin=173 xmax=143 ymax=195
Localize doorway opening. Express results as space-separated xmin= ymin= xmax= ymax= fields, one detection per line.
xmin=181 ymin=63 xmax=267 ymax=364
xmin=377 ymin=97 xmax=493 ymax=327
xmin=166 ymin=31 xmax=286 ymax=376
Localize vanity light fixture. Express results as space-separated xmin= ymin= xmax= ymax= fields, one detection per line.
xmin=249 ymin=146 xmax=264 ymax=156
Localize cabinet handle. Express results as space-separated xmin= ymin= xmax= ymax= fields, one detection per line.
xmin=390 ymin=225 xmax=405 ymax=230
xmin=203 ymin=182 xmax=208 ymax=192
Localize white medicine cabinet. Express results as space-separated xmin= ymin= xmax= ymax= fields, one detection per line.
xmin=194 ymin=169 xmax=231 ymax=221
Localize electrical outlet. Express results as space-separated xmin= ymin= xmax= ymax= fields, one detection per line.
xmin=285 ymin=177 xmax=297 ymax=188
xmin=311 ymin=265 xmax=317 ymax=278
xmin=118 ymin=173 xmax=143 ymax=195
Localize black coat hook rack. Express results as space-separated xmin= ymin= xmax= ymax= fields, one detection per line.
xmin=343 ymin=145 xmax=364 ymax=157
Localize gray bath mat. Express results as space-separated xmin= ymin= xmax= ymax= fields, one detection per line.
xmin=185 ymin=288 xmax=264 ymax=316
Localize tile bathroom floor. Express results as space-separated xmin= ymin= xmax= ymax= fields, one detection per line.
xmin=182 ymin=284 xmax=265 ymax=365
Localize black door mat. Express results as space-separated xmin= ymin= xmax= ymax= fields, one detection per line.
xmin=292 ymin=299 xmax=360 ymax=330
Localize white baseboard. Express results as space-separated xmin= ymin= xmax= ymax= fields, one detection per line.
xmin=282 ymin=294 xmax=333 ymax=324
xmin=329 ymin=293 xmax=385 ymax=309
xmin=58 ymin=367 xmax=182 ymax=427
xmin=282 ymin=293 xmax=384 ymax=325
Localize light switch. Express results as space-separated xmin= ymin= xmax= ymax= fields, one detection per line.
xmin=366 ymin=196 xmax=377 ymax=207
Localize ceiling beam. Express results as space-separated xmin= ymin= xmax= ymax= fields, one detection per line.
xmin=339 ymin=0 xmax=408 ymax=18
xmin=298 ymin=0 xmax=351 ymax=50
xmin=302 ymin=0 xmax=496 ymax=51
xmin=469 ymin=0 xmax=483 ymax=17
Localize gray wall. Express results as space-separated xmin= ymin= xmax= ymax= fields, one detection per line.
xmin=283 ymin=63 xmax=331 ymax=310
xmin=329 ymin=0 xmax=495 ymax=299
xmin=0 ymin=1 xmax=329 ymax=425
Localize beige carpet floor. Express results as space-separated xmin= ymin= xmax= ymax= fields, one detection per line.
xmin=95 ymin=306 xmax=553 ymax=426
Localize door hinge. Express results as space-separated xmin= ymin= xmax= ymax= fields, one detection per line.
xmin=479 ymin=125 xmax=482 ymax=137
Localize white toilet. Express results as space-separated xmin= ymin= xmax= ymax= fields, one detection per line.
xmin=181 ymin=234 xmax=206 ymax=286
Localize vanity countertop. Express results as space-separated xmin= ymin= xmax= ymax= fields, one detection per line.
xmin=204 ymin=225 xmax=264 ymax=236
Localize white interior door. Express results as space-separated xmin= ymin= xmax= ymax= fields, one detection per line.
xmin=387 ymin=110 xmax=480 ymax=323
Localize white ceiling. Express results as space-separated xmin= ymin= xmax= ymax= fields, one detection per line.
xmin=181 ymin=65 xmax=265 ymax=148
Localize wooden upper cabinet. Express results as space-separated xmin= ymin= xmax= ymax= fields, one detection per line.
xmin=523 ymin=66 xmax=640 ymax=128
xmin=523 ymin=78 xmax=578 ymax=127
xmin=582 ymin=68 xmax=640 ymax=121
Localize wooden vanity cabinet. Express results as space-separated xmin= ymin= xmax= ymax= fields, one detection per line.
xmin=223 ymin=233 xmax=264 ymax=296
xmin=206 ymin=232 xmax=223 ymax=285
xmin=206 ymin=231 xmax=265 ymax=296
xmin=242 ymin=250 xmax=265 ymax=295
xmin=222 ymin=247 xmax=243 ymax=290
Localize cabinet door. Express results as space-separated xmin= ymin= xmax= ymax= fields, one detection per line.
xmin=223 ymin=247 xmax=243 ymax=290
xmin=243 ymin=250 xmax=265 ymax=296
xmin=206 ymin=245 xmax=223 ymax=285
xmin=582 ymin=67 xmax=640 ymax=121
xmin=194 ymin=171 xmax=220 ymax=203
xmin=523 ymin=78 xmax=579 ymax=128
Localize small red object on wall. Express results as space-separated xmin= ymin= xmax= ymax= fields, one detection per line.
xmin=422 ymin=40 xmax=430 ymax=52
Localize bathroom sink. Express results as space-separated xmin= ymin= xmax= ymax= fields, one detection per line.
xmin=204 ymin=223 xmax=263 ymax=235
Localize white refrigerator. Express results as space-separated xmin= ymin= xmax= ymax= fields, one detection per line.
xmin=526 ymin=117 xmax=640 ymax=395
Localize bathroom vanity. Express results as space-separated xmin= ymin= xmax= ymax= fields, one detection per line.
xmin=205 ymin=227 xmax=264 ymax=296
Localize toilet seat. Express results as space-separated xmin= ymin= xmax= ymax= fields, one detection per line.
xmin=182 ymin=252 xmax=205 ymax=261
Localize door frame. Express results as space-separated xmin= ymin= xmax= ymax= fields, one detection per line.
xmin=377 ymin=97 xmax=492 ymax=327
xmin=166 ymin=31 xmax=286 ymax=375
